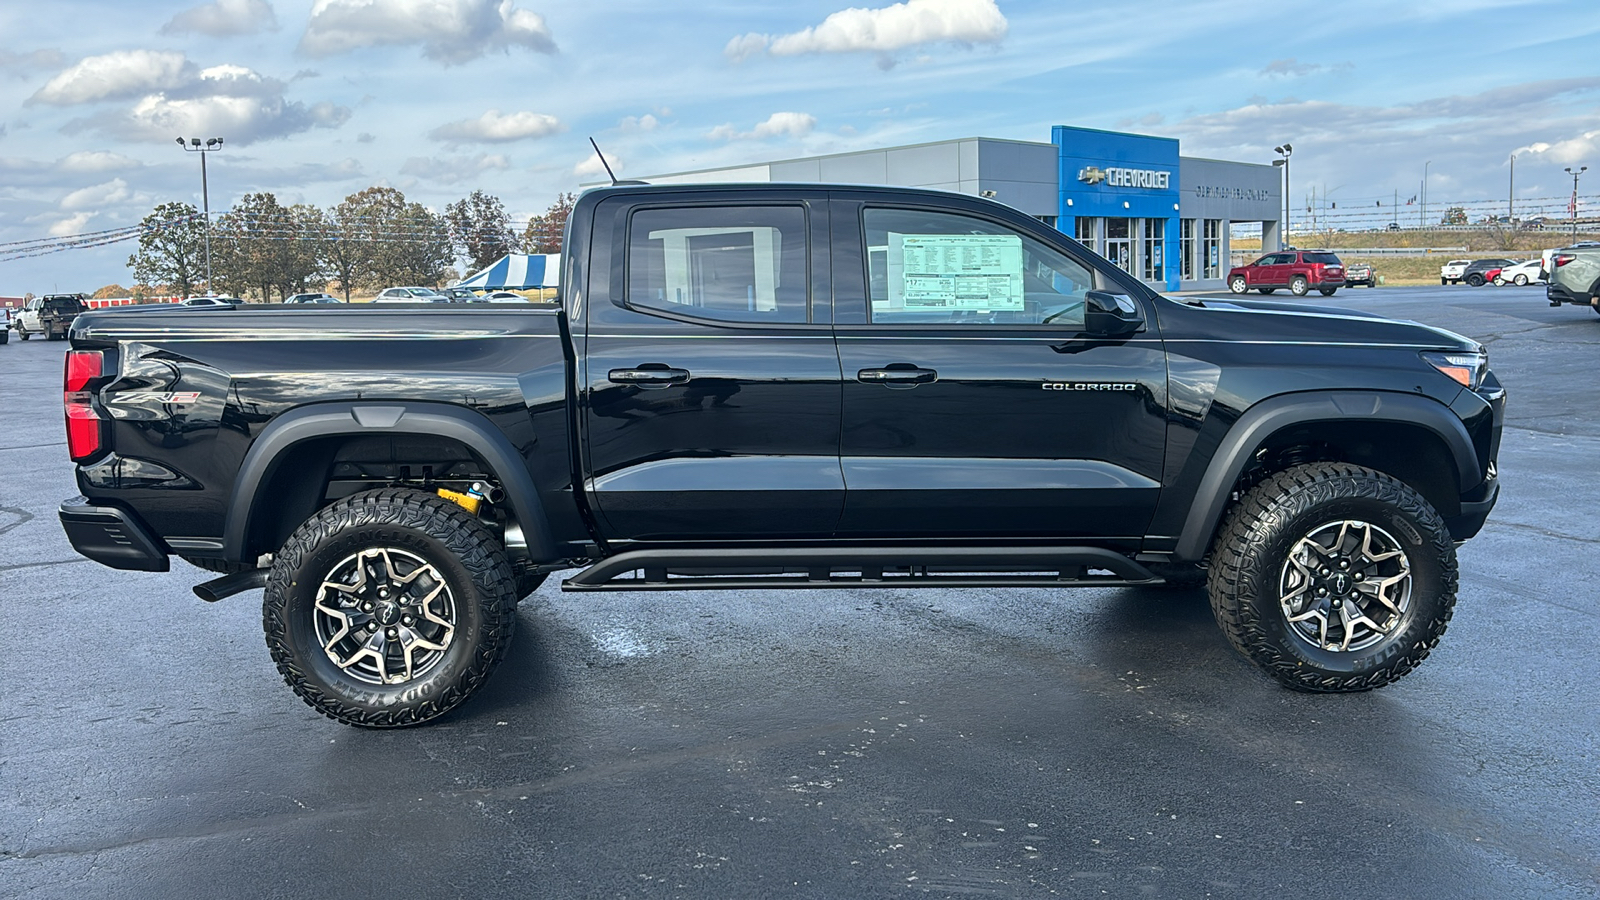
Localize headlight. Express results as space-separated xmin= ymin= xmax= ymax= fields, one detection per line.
xmin=1421 ymin=349 xmax=1488 ymax=390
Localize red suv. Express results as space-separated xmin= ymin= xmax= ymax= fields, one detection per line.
xmin=1228 ymin=250 xmax=1346 ymax=297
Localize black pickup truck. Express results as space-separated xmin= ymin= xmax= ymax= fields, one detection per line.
xmin=59 ymin=183 xmax=1504 ymax=727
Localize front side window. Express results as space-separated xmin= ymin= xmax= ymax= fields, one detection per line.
xmin=627 ymin=205 xmax=808 ymax=324
xmin=863 ymin=207 xmax=1093 ymax=328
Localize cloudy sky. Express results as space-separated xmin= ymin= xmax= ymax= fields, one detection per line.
xmin=3 ymin=0 xmax=1599 ymax=293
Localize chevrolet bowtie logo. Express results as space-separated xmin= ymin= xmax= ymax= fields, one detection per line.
xmin=1078 ymin=166 xmax=1107 ymax=184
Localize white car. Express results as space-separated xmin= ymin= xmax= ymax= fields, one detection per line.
xmin=1492 ymin=259 xmax=1544 ymax=286
xmin=0 ymin=306 xmax=11 ymax=344
xmin=374 ymin=287 xmax=449 ymax=303
xmin=182 ymin=296 xmax=244 ymax=307
xmin=1439 ymin=259 xmax=1471 ymax=284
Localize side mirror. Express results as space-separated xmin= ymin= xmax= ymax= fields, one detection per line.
xmin=1083 ymin=290 xmax=1144 ymax=337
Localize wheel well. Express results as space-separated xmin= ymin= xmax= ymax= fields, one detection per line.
xmin=244 ymin=433 xmax=508 ymax=561
xmin=1232 ymin=420 xmax=1461 ymax=520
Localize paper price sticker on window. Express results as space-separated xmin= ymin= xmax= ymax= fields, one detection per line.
xmin=888 ymin=233 xmax=1024 ymax=310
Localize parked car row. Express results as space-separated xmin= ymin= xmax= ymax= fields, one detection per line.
xmin=1441 ymin=257 xmax=1547 ymax=287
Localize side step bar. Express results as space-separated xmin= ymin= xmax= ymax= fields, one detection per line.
xmin=563 ymin=546 xmax=1159 ymax=592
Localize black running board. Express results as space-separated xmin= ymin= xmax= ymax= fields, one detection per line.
xmin=193 ymin=568 xmax=267 ymax=602
xmin=562 ymin=546 xmax=1158 ymax=592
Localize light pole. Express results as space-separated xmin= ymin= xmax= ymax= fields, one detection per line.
xmin=1422 ymin=160 xmax=1431 ymax=229
xmin=1273 ymin=144 xmax=1292 ymax=248
xmin=1566 ymin=166 xmax=1588 ymax=241
xmin=176 ymin=136 xmax=224 ymax=292
xmin=1508 ymin=154 xmax=1515 ymax=222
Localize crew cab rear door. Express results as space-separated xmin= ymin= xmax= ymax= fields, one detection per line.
xmin=829 ymin=194 xmax=1167 ymax=543
xmin=580 ymin=192 xmax=842 ymax=541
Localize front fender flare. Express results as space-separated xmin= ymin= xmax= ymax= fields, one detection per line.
xmin=222 ymin=401 xmax=558 ymax=564
xmin=1172 ymin=390 xmax=1480 ymax=562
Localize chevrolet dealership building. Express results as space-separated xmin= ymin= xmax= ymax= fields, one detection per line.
xmin=641 ymin=125 xmax=1282 ymax=293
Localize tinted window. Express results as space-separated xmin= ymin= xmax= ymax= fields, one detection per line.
xmin=862 ymin=208 xmax=1092 ymax=328
xmin=627 ymin=205 xmax=809 ymax=324
xmin=1304 ymin=252 xmax=1341 ymax=264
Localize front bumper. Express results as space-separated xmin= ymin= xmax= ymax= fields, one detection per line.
xmin=1445 ymin=476 xmax=1499 ymax=542
xmin=59 ymin=496 xmax=169 ymax=572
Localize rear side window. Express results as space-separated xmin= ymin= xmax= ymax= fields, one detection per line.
xmin=626 ymin=205 xmax=809 ymax=324
xmin=1304 ymin=253 xmax=1342 ymax=265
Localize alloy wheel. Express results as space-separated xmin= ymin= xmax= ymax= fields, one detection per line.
xmin=313 ymin=547 xmax=456 ymax=685
xmin=1278 ymin=519 xmax=1412 ymax=652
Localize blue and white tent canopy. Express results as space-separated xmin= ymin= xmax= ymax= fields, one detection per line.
xmin=457 ymin=254 xmax=561 ymax=290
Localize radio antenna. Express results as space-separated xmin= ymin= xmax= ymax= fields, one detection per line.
xmin=588 ymin=137 xmax=619 ymax=185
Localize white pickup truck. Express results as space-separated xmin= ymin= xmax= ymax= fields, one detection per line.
xmin=1439 ymin=259 xmax=1472 ymax=285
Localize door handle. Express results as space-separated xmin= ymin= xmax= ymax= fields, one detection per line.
xmin=857 ymin=365 xmax=938 ymax=386
xmin=609 ymin=366 xmax=690 ymax=385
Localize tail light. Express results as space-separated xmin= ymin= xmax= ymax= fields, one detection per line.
xmin=64 ymin=350 xmax=107 ymax=462
xmin=1553 ymin=254 xmax=1575 ymax=267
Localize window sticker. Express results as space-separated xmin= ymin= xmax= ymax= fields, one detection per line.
xmin=884 ymin=233 xmax=1025 ymax=311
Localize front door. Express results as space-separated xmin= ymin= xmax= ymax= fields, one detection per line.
xmin=581 ymin=194 xmax=843 ymax=542
xmin=831 ymin=197 xmax=1168 ymax=544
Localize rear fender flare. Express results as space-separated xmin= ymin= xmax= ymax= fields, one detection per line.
xmin=223 ymin=401 xmax=558 ymax=564
xmin=1172 ymin=390 xmax=1480 ymax=561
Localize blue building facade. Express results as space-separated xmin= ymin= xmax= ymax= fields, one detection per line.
xmin=640 ymin=126 xmax=1283 ymax=292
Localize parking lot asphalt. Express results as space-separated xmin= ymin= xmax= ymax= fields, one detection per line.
xmin=2 ymin=285 xmax=1597 ymax=899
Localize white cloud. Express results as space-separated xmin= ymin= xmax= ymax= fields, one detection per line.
xmin=109 ymin=89 xmax=351 ymax=144
xmin=300 ymin=0 xmax=556 ymax=65
xmin=727 ymin=0 xmax=1005 ymax=64
xmin=575 ymin=150 xmax=620 ymax=177
xmin=30 ymin=50 xmax=193 ymax=105
xmin=48 ymin=212 xmax=94 ymax=237
xmin=161 ymin=0 xmax=279 ymax=37
xmin=399 ymin=152 xmax=511 ymax=183
xmin=1515 ymin=129 xmax=1600 ymax=165
xmin=707 ymin=111 xmax=816 ymax=141
xmin=620 ymin=113 xmax=658 ymax=132
xmin=61 ymin=178 xmax=133 ymax=211
xmin=58 ymin=151 xmax=144 ymax=173
xmin=429 ymin=109 xmax=563 ymax=143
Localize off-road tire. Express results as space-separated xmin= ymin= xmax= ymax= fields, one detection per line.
xmin=515 ymin=569 xmax=548 ymax=600
xmin=263 ymin=488 xmax=518 ymax=727
xmin=1206 ymin=462 xmax=1457 ymax=693
xmin=1149 ymin=562 xmax=1208 ymax=589
xmin=1290 ymin=276 xmax=1310 ymax=296
xmin=1229 ymin=276 xmax=1248 ymax=294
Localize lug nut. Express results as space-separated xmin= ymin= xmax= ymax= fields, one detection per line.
xmin=386 ymin=627 xmax=399 ymax=639
xmin=362 ymin=602 xmax=373 ymax=611
xmin=1354 ymin=572 xmax=1365 ymax=581
xmin=1317 ymin=586 xmax=1328 ymax=596
xmin=401 ymin=614 xmax=414 ymax=625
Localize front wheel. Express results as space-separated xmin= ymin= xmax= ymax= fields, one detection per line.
xmin=1319 ymin=287 xmax=1338 ymax=296
xmin=1207 ymin=462 xmax=1457 ymax=692
xmin=1290 ymin=276 xmax=1309 ymax=296
xmin=263 ymin=488 xmax=519 ymax=727
xmin=1229 ymin=276 xmax=1248 ymax=294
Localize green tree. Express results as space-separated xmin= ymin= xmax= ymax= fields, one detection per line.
xmin=446 ymin=189 xmax=521 ymax=273
xmin=338 ymin=186 xmax=453 ymax=288
xmin=127 ymin=202 xmax=206 ymax=299
xmin=322 ymin=193 xmax=376 ymax=300
xmin=523 ymin=192 xmax=576 ymax=254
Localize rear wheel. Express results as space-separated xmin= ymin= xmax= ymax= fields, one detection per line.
xmin=1492 ymin=276 xmax=1506 ymax=286
xmin=1466 ymin=274 xmax=1485 ymax=287
xmin=1513 ymin=274 xmax=1529 ymax=286
xmin=1229 ymin=276 xmax=1248 ymax=294
xmin=1258 ymin=288 xmax=1277 ymax=294
xmin=1319 ymin=287 xmax=1338 ymax=296
xmin=1207 ymin=462 xmax=1456 ymax=692
xmin=263 ymin=488 xmax=519 ymax=727
xmin=18 ymin=325 xmax=28 ymax=340
xmin=1290 ymin=276 xmax=1309 ymax=296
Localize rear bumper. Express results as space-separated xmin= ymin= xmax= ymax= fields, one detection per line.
xmin=59 ymin=496 xmax=169 ymax=572
xmin=1546 ymin=283 xmax=1595 ymax=306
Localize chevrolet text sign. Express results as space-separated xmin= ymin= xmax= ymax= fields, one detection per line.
xmin=1078 ymin=166 xmax=1171 ymax=189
